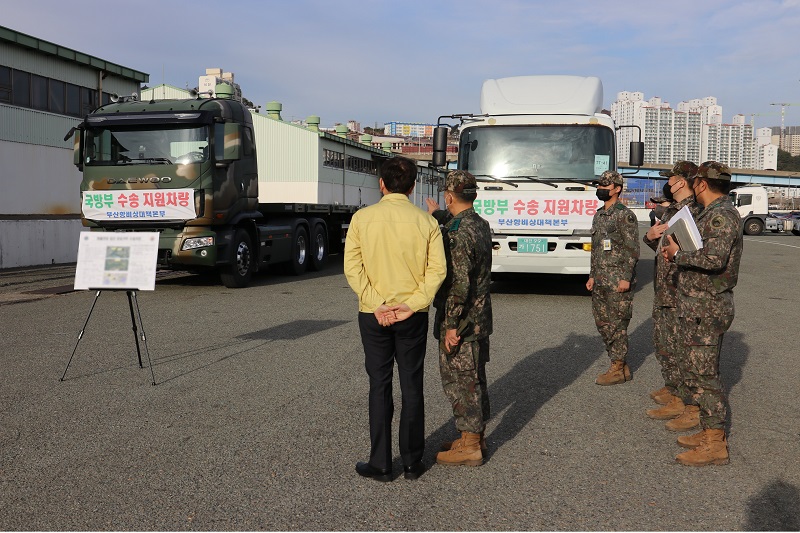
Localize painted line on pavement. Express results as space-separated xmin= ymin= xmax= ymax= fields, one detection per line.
xmin=744 ymin=237 xmax=800 ymax=250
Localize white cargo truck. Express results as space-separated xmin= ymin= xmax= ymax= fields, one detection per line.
xmin=432 ymin=75 xmax=643 ymax=275
xmin=730 ymin=186 xmax=769 ymax=235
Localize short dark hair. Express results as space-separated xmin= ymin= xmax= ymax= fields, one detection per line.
xmin=380 ymin=156 xmax=417 ymax=193
xmin=698 ymin=176 xmax=733 ymax=195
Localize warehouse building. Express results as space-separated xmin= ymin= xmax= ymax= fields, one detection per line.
xmin=0 ymin=25 xmax=148 ymax=269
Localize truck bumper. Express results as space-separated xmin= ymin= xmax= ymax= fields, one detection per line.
xmin=491 ymin=235 xmax=591 ymax=275
xmin=158 ymin=228 xmax=219 ymax=269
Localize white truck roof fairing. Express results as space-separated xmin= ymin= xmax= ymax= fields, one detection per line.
xmin=480 ymin=76 xmax=603 ymax=116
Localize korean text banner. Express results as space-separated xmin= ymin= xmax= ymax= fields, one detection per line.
xmin=473 ymin=190 xmax=600 ymax=231
xmin=82 ymin=189 xmax=196 ymax=221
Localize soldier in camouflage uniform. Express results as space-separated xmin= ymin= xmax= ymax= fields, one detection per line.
xmin=425 ymin=170 xmax=493 ymax=467
xmin=586 ymin=170 xmax=640 ymax=385
xmin=663 ymin=161 xmax=743 ymax=466
xmin=643 ymin=161 xmax=703 ymax=422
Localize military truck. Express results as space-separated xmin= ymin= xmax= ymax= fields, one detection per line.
xmin=431 ymin=75 xmax=644 ymax=276
xmin=68 ymin=83 xmax=417 ymax=288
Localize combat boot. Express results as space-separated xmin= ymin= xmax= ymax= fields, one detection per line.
xmin=652 ymin=388 xmax=675 ymax=405
xmin=440 ymin=431 xmax=487 ymax=452
xmin=436 ymin=432 xmax=483 ymax=466
xmin=676 ymin=429 xmax=729 ymax=466
xmin=646 ymin=396 xmax=685 ymax=420
xmin=596 ymin=360 xmax=628 ymax=386
xmin=649 ymin=386 xmax=669 ymax=402
xmin=677 ymin=429 xmax=706 ymax=449
xmin=665 ymin=405 xmax=700 ymax=432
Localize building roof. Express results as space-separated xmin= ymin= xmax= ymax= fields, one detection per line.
xmin=0 ymin=25 xmax=149 ymax=83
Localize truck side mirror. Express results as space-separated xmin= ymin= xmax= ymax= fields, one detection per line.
xmin=629 ymin=141 xmax=644 ymax=167
xmin=432 ymin=126 xmax=449 ymax=168
xmin=215 ymin=122 xmax=242 ymax=164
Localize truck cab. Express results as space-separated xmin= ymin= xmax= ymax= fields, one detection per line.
xmin=729 ymin=186 xmax=768 ymax=235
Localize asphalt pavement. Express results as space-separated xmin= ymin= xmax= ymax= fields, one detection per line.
xmin=1 ymin=228 xmax=799 ymax=530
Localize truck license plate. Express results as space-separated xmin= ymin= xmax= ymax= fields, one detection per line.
xmin=518 ymin=237 xmax=548 ymax=254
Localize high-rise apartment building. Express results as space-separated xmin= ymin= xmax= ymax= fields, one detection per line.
xmin=611 ymin=92 xmax=775 ymax=170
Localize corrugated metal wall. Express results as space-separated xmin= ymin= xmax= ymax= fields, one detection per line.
xmin=1 ymin=42 xmax=138 ymax=95
xmin=0 ymin=105 xmax=79 ymax=148
xmin=0 ymin=140 xmax=82 ymax=214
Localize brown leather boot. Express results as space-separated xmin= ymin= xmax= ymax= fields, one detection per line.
xmin=652 ymin=389 xmax=675 ymax=405
xmin=596 ymin=360 xmax=627 ymax=386
xmin=649 ymin=386 xmax=669 ymax=401
xmin=440 ymin=432 xmax=487 ymax=452
xmin=677 ymin=429 xmax=706 ymax=449
xmin=665 ymin=405 xmax=700 ymax=432
xmin=676 ymin=429 xmax=729 ymax=466
xmin=436 ymin=432 xmax=483 ymax=466
xmin=623 ymin=363 xmax=632 ymax=381
xmin=646 ymin=396 xmax=685 ymax=420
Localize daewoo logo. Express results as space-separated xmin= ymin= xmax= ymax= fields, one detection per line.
xmin=106 ymin=177 xmax=173 ymax=184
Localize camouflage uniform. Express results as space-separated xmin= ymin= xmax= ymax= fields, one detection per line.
xmin=673 ymin=162 xmax=743 ymax=431
xmin=590 ymin=171 xmax=640 ymax=362
xmin=644 ymin=162 xmax=702 ymax=396
xmin=432 ymin=171 xmax=493 ymax=434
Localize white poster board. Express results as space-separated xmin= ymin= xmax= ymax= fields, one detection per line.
xmin=74 ymin=232 xmax=160 ymax=291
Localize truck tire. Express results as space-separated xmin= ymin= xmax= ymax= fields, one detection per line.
xmin=309 ymin=223 xmax=327 ymax=271
xmin=220 ymin=228 xmax=254 ymax=288
xmin=792 ymin=229 xmax=800 ymax=236
xmin=744 ymin=218 xmax=764 ymax=236
xmin=288 ymin=226 xmax=308 ymax=276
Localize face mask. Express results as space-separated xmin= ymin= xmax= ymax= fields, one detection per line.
xmin=596 ymin=188 xmax=612 ymax=201
xmin=662 ymin=182 xmax=674 ymax=201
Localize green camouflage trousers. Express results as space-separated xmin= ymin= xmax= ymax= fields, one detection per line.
xmin=591 ymin=287 xmax=633 ymax=361
xmin=676 ymin=315 xmax=734 ymax=430
xmin=439 ymin=337 xmax=490 ymax=433
xmin=652 ymin=306 xmax=683 ymax=394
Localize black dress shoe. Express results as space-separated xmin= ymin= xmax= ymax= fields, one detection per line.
xmin=403 ymin=461 xmax=426 ymax=480
xmin=355 ymin=461 xmax=392 ymax=482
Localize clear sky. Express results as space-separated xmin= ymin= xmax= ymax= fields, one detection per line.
xmin=5 ymin=0 xmax=800 ymax=130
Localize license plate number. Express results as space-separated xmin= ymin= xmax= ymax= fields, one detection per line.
xmin=518 ymin=237 xmax=548 ymax=254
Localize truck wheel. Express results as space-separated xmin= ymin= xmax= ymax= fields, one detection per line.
xmin=309 ymin=223 xmax=327 ymax=271
xmin=220 ymin=229 xmax=253 ymax=288
xmin=744 ymin=218 xmax=764 ymax=236
xmin=792 ymin=229 xmax=800 ymax=236
xmin=289 ymin=226 xmax=308 ymax=275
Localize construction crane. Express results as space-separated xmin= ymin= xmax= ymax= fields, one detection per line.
xmin=749 ymin=111 xmax=780 ymax=129
xmin=769 ymin=102 xmax=800 ymax=150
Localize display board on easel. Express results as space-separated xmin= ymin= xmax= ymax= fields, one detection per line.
xmin=74 ymin=232 xmax=160 ymax=291
xmin=64 ymin=231 xmax=161 ymax=385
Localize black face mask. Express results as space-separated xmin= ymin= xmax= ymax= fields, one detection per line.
xmin=663 ymin=182 xmax=674 ymax=201
xmin=596 ymin=188 xmax=612 ymax=201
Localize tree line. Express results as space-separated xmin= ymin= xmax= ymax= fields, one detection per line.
xmin=777 ymin=149 xmax=800 ymax=172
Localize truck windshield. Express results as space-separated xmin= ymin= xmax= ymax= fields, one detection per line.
xmin=85 ymin=125 xmax=209 ymax=166
xmin=459 ymin=125 xmax=615 ymax=181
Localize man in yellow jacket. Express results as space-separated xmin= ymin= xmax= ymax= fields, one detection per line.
xmin=344 ymin=156 xmax=447 ymax=481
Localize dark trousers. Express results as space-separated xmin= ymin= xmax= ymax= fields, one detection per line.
xmin=358 ymin=311 xmax=428 ymax=471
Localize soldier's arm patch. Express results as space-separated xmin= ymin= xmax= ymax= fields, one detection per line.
xmin=627 ymin=213 xmax=637 ymax=224
xmin=711 ymin=215 xmax=726 ymax=229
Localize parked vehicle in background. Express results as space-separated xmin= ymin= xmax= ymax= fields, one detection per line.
xmin=431 ymin=75 xmax=644 ymax=276
xmin=729 ymin=186 xmax=769 ymax=235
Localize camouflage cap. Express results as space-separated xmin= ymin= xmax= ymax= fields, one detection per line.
xmin=592 ymin=170 xmax=623 ymax=187
xmin=659 ymin=160 xmax=699 ymax=178
xmin=444 ymin=170 xmax=478 ymax=193
xmin=650 ymin=196 xmax=669 ymax=204
xmin=695 ymin=161 xmax=732 ymax=181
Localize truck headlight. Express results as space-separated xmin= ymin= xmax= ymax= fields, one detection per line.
xmin=182 ymin=236 xmax=214 ymax=250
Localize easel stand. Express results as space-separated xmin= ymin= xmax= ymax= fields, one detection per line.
xmin=61 ymin=289 xmax=156 ymax=385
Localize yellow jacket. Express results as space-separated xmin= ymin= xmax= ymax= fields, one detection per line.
xmin=344 ymin=193 xmax=446 ymax=313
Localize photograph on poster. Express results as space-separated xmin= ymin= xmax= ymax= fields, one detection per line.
xmin=74 ymin=232 xmax=159 ymax=291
